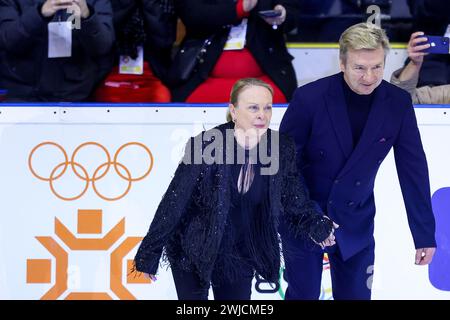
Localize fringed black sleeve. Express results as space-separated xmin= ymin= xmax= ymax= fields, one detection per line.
xmin=281 ymin=137 xmax=333 ymax=243
xmin=134 ymin=137 xmax=203 ymax=275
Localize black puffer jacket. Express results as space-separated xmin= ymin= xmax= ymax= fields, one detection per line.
xmin=0 ymin=0 xmax=114 ymax=101
xmin=134 ymin=122 xmax=332 ymax=286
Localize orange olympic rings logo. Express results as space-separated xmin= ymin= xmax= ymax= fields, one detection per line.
xmin=28 ymin=142 xmax=153 ymax=201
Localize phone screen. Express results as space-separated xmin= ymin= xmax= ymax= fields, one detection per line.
xmin=258 ymin=10 xmax=282 ymax=18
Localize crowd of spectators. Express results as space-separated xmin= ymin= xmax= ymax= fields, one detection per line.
xmin=0 ymin=0 xmax=448 ymax=104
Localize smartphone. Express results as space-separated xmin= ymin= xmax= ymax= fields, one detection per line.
xmin=258 ymin=10 xmax=282 ymax=18
xmin=421 ymin=35 xmax=450 ymax=54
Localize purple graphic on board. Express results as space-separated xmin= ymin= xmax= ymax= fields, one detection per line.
xmin=430 ymin=187 xmax=450 ymax=291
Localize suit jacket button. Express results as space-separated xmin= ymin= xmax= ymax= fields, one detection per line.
xmin=348 ymin=201 xmax=354 ymax=206
xmin=355 ymin=180 xmax=361 ymax=186
xmin=328 ymin=200 xmax=333 ymax=205
xmin=334 ymin=179 xmax=339 ymax=184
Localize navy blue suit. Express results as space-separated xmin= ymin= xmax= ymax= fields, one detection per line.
xmin=279 ymin=73 xmax=436 ymax=299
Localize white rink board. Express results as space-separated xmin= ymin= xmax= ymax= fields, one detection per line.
xmin=0 ymin=105 xmax=449 ymax=300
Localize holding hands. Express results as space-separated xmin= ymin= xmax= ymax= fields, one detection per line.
xmin=311 ymin=218 xmax=339 ymax=249
xmin=318 ymin=221 xmax=339 ymax=249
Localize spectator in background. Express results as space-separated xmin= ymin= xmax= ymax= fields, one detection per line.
xmin=0 ymin=0 xmax=114 ymax=102
xmin=407 ymin=0 xmax=450 ymax=88
xmin=168 ymin=0 xmax=299 ymax=103
xmin=390 ymin=32 xmax=450 ymax=104
xmin=94 ymin=0 xmax=176 ymax=103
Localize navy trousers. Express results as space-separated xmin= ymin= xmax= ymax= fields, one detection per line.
xmin=281 ymin=234 xmax=375 ymax=300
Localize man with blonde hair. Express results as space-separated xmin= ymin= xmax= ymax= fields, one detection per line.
xmin=279 ymin=22 xmax=436 ymax=299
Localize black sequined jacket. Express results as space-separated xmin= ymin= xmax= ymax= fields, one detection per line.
xmin=134 ymin=121 xmax=332 ymax=284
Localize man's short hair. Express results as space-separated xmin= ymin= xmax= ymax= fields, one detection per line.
xmin=339 ymin=22 xmax=390 ymax=64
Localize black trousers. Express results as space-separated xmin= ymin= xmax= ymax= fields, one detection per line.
xmin=171 ymin=266 xmax=254 ymax=300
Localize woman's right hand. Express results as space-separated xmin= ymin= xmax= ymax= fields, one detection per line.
xmin=243 ymin=0 xmax=258 ymax=13
xmin=313 ymin=220 xmax=339 ymax=249
xmin=143 ymin=273 xmax=157 ymax=282
xmin=316 ymin=221 xmax=339 ymax=249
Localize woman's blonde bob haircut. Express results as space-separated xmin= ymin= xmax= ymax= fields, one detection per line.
xmin=339 ymin=22 xmax=390 ymax=64
xmin=226 ymin=78 xmax=274 ymax=122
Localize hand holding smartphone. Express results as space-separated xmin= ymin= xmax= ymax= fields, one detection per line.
xmin=258 ymin=10 xmax=282 ymax=18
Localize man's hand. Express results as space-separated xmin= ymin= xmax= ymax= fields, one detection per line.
xmin=41 ymin=0 xmax=74 ymax=18
xmin=243 ymin=0 xmax=258 ymax=13
xmin=261 ymin=5 xmax=286 ymax=29
xmin=415 ymin=247 xmax=436 ymax=265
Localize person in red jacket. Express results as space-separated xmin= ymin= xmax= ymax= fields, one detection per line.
xmin=94 ymin=0 xmax=176 ymax=103
xmin=168 ymin=0 xmax=299 ymax=103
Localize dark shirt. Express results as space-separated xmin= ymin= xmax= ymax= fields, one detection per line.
xmin=229 ymin=146 xmax=267 ymax=247
xmin=213 ymin=138 xmax=270 ymax=284
xmin=342 ymin=75 xmax=375 ymax=147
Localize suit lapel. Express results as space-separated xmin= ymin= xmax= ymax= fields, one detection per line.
xmin=325 ymin=74 xmax=353 ymax=159
xmin=338 ymin=81 xmax=390 ymax=177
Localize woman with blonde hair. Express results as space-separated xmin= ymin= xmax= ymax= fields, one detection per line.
xmin=135 ymin=78 xmax=337 ymax=300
